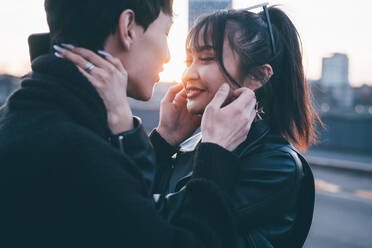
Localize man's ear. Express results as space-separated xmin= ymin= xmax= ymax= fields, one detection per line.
xmin=118 ymin=9 xmax=137 ymax=50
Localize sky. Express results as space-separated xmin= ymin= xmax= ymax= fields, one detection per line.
xmin=0 ymin=0 xmax=371 ymax=86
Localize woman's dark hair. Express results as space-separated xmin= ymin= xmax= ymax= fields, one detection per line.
xmin=187 ymin=6 xmax=321 ymax=151
xmin=45 ymin=0 xmax=173 ymax=51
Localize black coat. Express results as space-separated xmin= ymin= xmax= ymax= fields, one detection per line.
xmin=149 ymin=120 xmax=315 ymax=248
xmin=0 ymin=54 xmax=242 ymax=248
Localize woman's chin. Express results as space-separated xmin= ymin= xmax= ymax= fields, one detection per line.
xmin=187 ymin=102 xmax=205 ymax=115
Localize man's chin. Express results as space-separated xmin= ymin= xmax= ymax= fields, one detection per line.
xmin=127 ymin=86 xmax=153 ymax=101
xmin=130 ymin=94 xmax=151 ymax=102
xmin=141 ymin=94 xmax=152 ymax=101
xmin=133 ymin=90 xmax=153 ymax=101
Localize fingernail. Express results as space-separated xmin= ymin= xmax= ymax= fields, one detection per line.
xmin=97 ymin=50 xmax=113 ymax=58
xmin=54 ymin=52 xmax=64 ymax=58
xmin=61 ymin=43 xmax=75 ymax=49
xmin=221 ymin=83 xmax=229 ymax=91
xmin=53 ymin=45 xmax=65 ymax=53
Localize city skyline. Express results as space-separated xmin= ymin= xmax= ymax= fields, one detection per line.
xmin=0 ymin=0 xmax=371 ymax=86
xmin=188 ymin=0 xmax=232 ymax=29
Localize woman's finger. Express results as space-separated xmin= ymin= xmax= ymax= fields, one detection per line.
xmin=101 ymin=53 xmax=127 ymax=75
xmin=77 ymin=67 xmax=102 ymax=88
xmin=55 ymin=46 xmax=109 ymax=80
xmin=58 ymin=44 xmax=117 ymax=73
xmin=54 ymin=45 xmax=90 ymax=70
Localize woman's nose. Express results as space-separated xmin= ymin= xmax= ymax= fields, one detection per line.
xmin=182 ymin=63 xmax=198 ymax=87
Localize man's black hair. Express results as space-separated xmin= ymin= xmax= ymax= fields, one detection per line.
xmin=45 ymin=0 xmax=173 ymax=51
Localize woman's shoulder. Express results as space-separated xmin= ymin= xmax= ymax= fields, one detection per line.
xmin=237 ymin=127 xmax=307 ymax=176
xmin=237 ymin=121 xmax=293 ymax=156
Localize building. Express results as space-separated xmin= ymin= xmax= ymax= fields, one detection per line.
xmin=353 ymin=84 xmax=372 ymax=112
xmin=189 ymin=0 xmax=232 ymax=29
xmin=321 ymin=53 xmax=349 ymax=88
xmin=320 ymin=53 xmax=353 ymax=108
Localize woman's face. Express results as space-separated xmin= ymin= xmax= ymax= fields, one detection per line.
xmin=182 ymin=35 xmax=241 ymax=115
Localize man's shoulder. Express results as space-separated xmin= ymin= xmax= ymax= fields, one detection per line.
xmin=37 ymin=119 xmax=110 ymax=153
xmin=1 ymin=113 xmax=108 ymax=156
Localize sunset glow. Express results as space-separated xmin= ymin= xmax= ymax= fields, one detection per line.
xmin=1 ymin=0 xmax=372 ymax=86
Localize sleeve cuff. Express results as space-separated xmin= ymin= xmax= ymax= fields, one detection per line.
xmin=149 ymin=129 xmax=178 ymax=161
xmin=109 ymin=116 xmax=149 ymax=153
xmin=192 ymin=143 xmax=240 ymax=192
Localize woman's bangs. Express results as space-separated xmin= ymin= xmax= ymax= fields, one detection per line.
xmin=186 ymin=16 xmax=216 ymax=52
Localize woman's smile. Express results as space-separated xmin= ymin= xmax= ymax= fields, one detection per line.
xmin=186 ymin=85 xmax=206 ymax=99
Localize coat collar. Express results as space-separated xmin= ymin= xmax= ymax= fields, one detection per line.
xmin=234 ymin=119 xmax=271 ymax=156
xmin=13 ymin=54 xmax=111 ymax=138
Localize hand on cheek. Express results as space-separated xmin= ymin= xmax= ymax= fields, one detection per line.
xmin=201 ymin=84 xmax=256 ymax=151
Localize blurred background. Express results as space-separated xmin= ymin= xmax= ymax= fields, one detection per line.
xmin=1 ymin=0 xmax=372 ymax=247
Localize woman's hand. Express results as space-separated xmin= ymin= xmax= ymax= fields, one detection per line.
xmin=54 ymin=45 xmax=133 ymax=134
xmin=201 ymin=84 xmax=257 ymax=152
xmin=157 ymin=84 xmax=201 ymax=146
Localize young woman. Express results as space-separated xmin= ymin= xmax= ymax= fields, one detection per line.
xmin=57 ymin=5 xmax=318 ymax=247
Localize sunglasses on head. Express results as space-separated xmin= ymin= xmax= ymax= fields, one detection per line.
xmin=244 ymin=2 xmax=276 ymax=55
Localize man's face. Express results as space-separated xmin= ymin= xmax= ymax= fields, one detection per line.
xmin=124 ymin=11 xmax=172 ymax=101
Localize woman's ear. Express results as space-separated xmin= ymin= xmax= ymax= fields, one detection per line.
xmin=118 ymin=9 xmax=137 ymax=50
xmin=261 ymin=64 xmax=274 ymax=83
xmin=242 ymin=64 xmax=274 ymax=91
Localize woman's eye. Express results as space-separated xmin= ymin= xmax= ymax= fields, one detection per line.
xmin=199 ymin=57 xmax=215 ymax=62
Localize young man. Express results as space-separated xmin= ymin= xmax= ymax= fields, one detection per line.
xmin=0 ymin=0 xmax=256 ymax=247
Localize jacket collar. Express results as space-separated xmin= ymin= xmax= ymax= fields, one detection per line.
xmin=173 ymin=120 xmax=271 ymax=192
xmin=234 ymin=119 xmax=271 ymax=156
xmin=179 ymin=119 xmax=271 ymax=155
xmin=179 ymin=132 xmax=202 ymax=152
xmin=16 ymin=54 xmax=110 ymax=138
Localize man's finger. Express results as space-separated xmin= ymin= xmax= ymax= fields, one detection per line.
xmin=224 ymin=90 xmax=256 ymax=111
xmin=225 ymin=88 xmax=256 ymax=111
xmin=175 ymin=88 xmax=187 ymax=100
xmin=232 ymin=87 xmax=247 ymax=97
xmin=163 ymin=84 xmax=184 ymax=103
xmin=208 ymin=83 xmax=230 ymax=108
xmin=173 ymin=89 xmax=187 ymax=105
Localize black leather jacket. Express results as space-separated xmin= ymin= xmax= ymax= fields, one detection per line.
xmin=148 ymin=120 xmax=315 ymax=248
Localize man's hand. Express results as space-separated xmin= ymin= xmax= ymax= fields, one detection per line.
xmin=201 ymin=84 xmax=257 ymax=152
xmin=157 ymin=84 xmax=201 ymax=146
